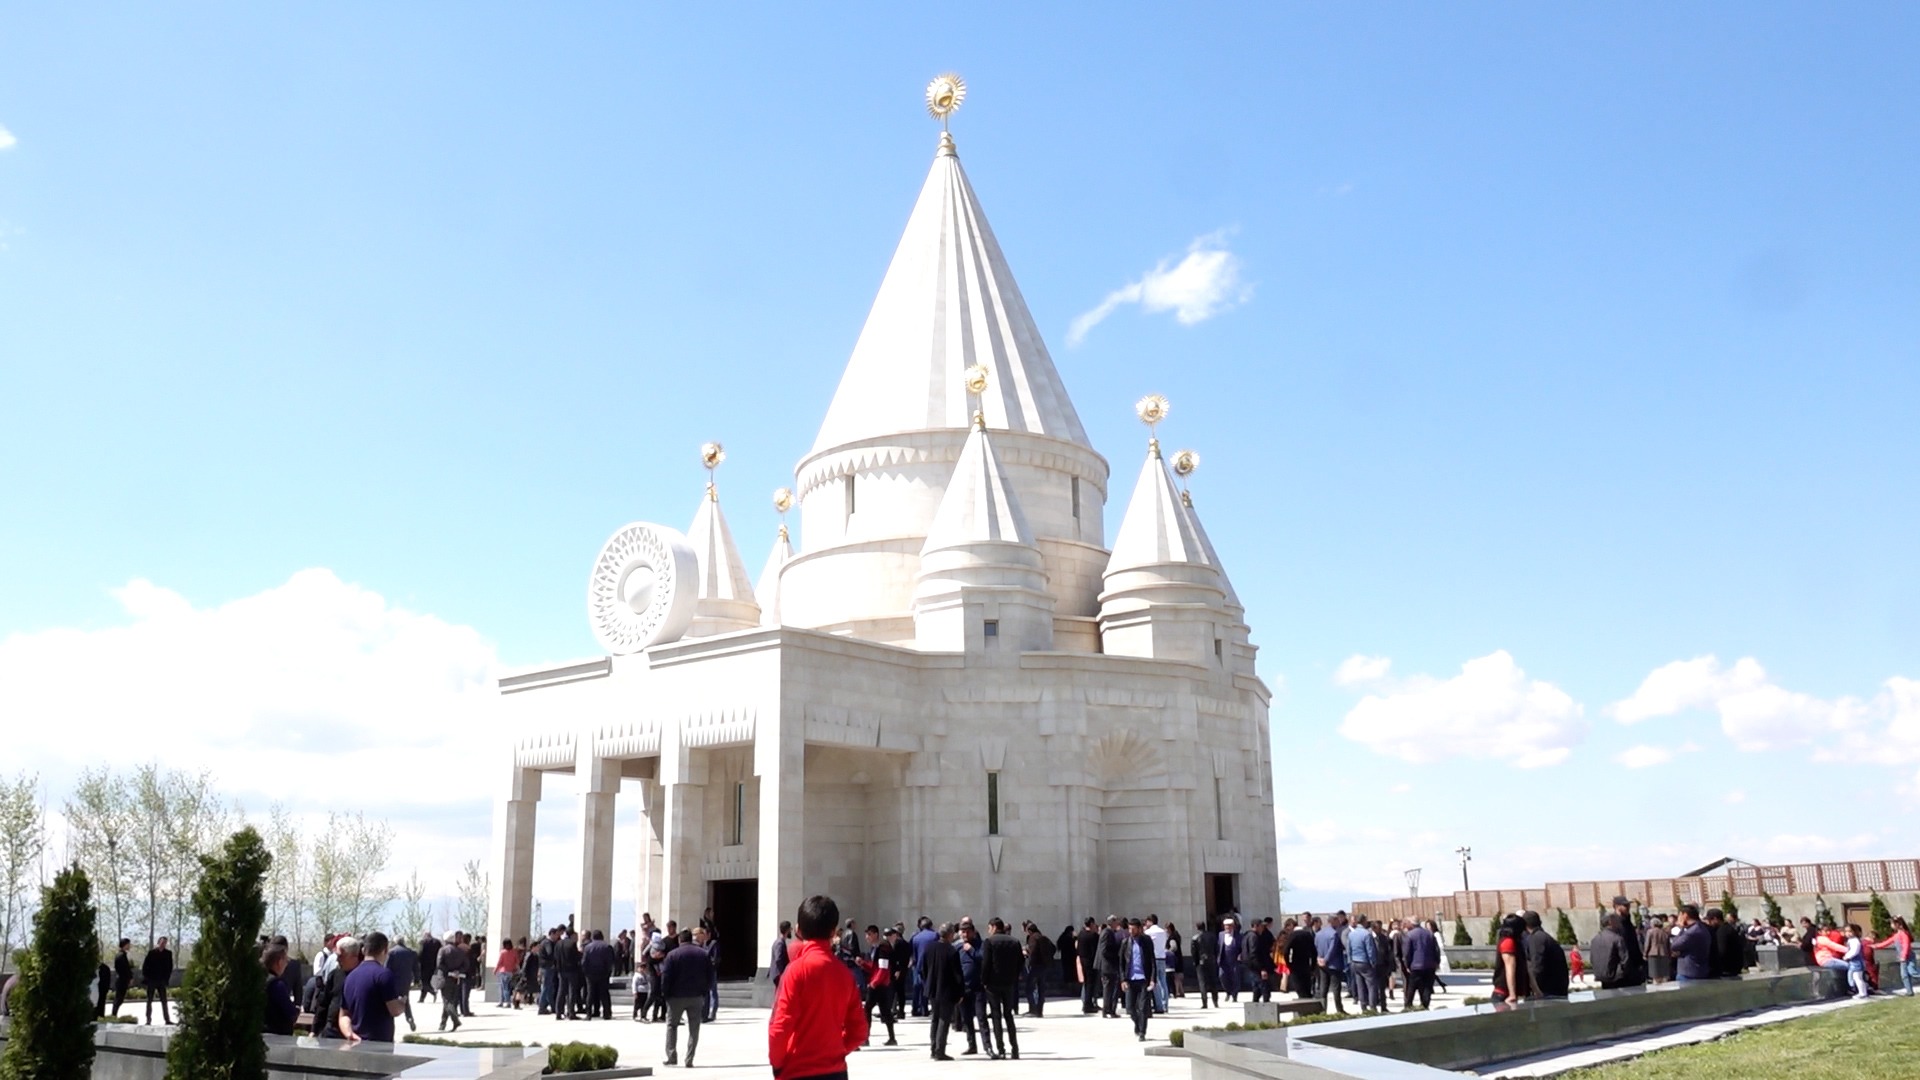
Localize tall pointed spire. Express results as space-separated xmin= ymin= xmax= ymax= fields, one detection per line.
xmin=914 ymin=365 xmax=1053 ymax=653
xmin=1104 ymin=440 xmax=1219 ymax=578
xmin=810 ymin=77 xmax=1089 ymax=453
xmin=756 ymin=488 xmax=794 ymax=626
xmin=685 ymin=442 xmax=760 ymax=637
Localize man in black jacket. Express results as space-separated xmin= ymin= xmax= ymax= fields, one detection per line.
xmin=659 ymin=930 xmax=714 ymax=1068
xmin=864 ymin=926 xmax=900 ymax=1047
xmin=417 ymin=931 xmax=441 ymax=1002
xmin=142 ymin=937 xmax=175 ymax=1024
xmin=110 ymin=938 xmax=134 ymax=1017
xmin=1121 ymin=919 xmax=1158 ymax=1042
xmin=315 ymin=936 xmax=361 ymax=1037
xmin=1075 ymin=919 xmax=1100 ymax=1014
xmin=1610 ymin=895 xmax=1648 ymax=986
xmin=435 ymin=934 xmax=470 ymax=1031
xmin=1706 ymin=908 xmax=1747 ymax=979
xmin=1190 ymin=921 xmax=1219 ymax=1007
xmin=582 ymin=930 xmax=616 ymax=1020
xmin=1022 ymin=922 xmax=1054 ymax=1017
xmin=555 ymin=928 xmax=583 ymax=1020
xmin=1097 ymin=916 xmax=1125 ymax=1018
xmin=923 ymin=924 xmax=963 ymax=1061
xmin=386 ymin=938 xmax=418 ymax=1031
xmin=979 ymin=919 xmax=1023 ymax=1060
xmin=1522 ymin=912 xmax=1570 ymax=998
xmin=1285 ymin=918 xmax=1318 ymax=999
xmin=1248 ymin=918 xmax=1277 ymax=1003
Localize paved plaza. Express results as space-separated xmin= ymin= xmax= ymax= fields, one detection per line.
xmin=395 ymin=977 xmax=1494 ymax=1076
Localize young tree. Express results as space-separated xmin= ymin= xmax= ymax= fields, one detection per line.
xmin=1814 ymin=894 xmax=1837 ymax=930
xmin=1761 ymin=890 xmax=1784 ymax=928
xmin=1485 ymin=915 xmax=1500 ymax=946
xmin=165 ymin=828 xmax=270 ymax=1080
xmin=399 ymin=870 xmax=430 ymax=944
xmin=1554 ymin=909 xmax=1578 ymax=947
xmin=1868 ymin=891 xmax=1893 ymax=940
xmin=1721 ymin=890 xmax=1739 ymax=922
xmin=162 ymin=771 xmax=234 ymax=944
xmin=0 ymin=864 xmax=98 ymax=1080
xmin=63 ymin=770 xmax=134 ymax=945
xmin=458 ymin=860 xmax=490 ymax=939
xmin=0 ymin=772 xmax=47 ymax=975
xmin=260 ymin=805 xmax=303 ymax=954
xmin=306 ymin=813 xmax=396 ymax=937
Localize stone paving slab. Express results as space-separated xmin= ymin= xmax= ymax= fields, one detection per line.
xmin=413 ymin=982 xmax=1486 ymax=1078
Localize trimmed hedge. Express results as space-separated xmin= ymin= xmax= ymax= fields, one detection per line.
xmin=544 ymin=1042 xmax=618 ymax=1073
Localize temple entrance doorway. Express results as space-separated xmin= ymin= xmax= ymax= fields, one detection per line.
xmin=709 ymin=879 xmax=758 ymax=980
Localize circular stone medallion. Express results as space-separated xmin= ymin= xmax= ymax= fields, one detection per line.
xmin=587 ymin=522 xmax=698 ymax=654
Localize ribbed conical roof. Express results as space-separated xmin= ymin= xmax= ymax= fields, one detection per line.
xmin=686 ymin=487 xmax=760 ymax=627
xmin=755 ymin=525 xmax=792 ymax=626
xmin=812 ymin=133 xmax=1090 ymax=453
xmin=1182 ymin=491 xmax=1242 ymax=612
xmin=921 ymin=422 xmax=1033 ymax=554
xmin=1105 ymin=442 xmax=1218 ymax=576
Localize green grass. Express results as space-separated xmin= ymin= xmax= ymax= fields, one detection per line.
xmin=1563 ymin=997 xmax=1920 ymax=1080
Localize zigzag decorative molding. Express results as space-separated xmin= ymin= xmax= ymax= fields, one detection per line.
xmin=681 ymin=705 xmax=757 ymax=749
xmin=514 ymin=733 xmax=577 ymax=770
xmin=594 ymin=720 xmax=662 ymax=758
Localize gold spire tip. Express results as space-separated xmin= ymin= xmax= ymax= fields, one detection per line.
xmin=926 ymin=73 xmax=966 ymax=128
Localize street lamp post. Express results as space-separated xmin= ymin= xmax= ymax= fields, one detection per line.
xmin=1456 ymin=846 xmax=1472 ymax=893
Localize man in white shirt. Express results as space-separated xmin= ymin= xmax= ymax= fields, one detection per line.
xmin=1144 ymin=916 xmax=1170 ymax=1014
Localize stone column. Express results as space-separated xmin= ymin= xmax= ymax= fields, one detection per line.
xmin=576 ymin=744 xmax=620 ymax=936
xmin=633 ymin=777 xmax=665 ymax=925
xmin=755 ymin=711 xmax=804 ymax=956
xmin=488 ymin=763 xmax=542 ymax=948
xmin=659 ymin=745 xmax=708 ymax=926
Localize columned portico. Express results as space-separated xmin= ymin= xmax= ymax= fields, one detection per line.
xmin=575 ymin=747 xmax=620 ymax=939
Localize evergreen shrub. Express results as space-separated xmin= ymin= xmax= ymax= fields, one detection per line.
xmin=0 ymin=864 xmax=99 ymax=1080
xmin=164 ymin=827 xmax=271 ymax=1080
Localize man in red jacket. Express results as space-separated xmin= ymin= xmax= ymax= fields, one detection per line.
xmin=769 ymin=895 xmax=868 ymax=1080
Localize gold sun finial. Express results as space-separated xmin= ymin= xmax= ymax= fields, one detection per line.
xmin=701 ymin=441 xmax=725 ymax=500
xmin=1171 ymin=448 xmax=1199 ymax=506
xmin=773 ymin=486 xmax=793 ymax=540
xmin=964 ymin=364 xmax=989 ymax=429
xmin=1135 ymin=393 xmax=1170 ymax=455
xmin=926 ymin=73 xmax=967 ymax=130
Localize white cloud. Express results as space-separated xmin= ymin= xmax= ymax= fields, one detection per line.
xmin=0 ymin=125 xmax=15 ymax=151
xmin=0 ymin=570 xmax=511 ymax=896
xmin=1724 ymin=790 xmax=1747 ymax=804
xmin=1610 ymin=655 xmax=1890 ymax=752
xmin=1336 ymin=650 xmax=1586 ymax=769
xmin=1615 ymin=744 xmax=1675 ymax=769
xmin=1067 ymin=230 xmax=1251 ymax=345
xmin=1334 ymin=654 xmax=1392 ymax=686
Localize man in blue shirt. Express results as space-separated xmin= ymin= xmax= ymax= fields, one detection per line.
xmin=1672 ymin=905 xmax=1713 ymax=983
xmin=909 ymin=917 xmax=939 ymax=1017
xmin=1122 ymin=918 xmax=1158 ymax=1042
xmin=340 ymin=932 xmax=404 ymax=1044
xmin=1345 ymin=917 xmax=1380 ymax=1011
xmin=1315 ymin=914 xmax=1350 ymax=1015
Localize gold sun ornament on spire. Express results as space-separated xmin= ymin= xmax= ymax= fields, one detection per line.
xmin=1171 ymin=448 xmax=1200 ymax=506
xmin=701 ymin=441 xmax=725 ymax=500
xmin=926 ymin=73 xmax=967 ymax=128
xmin=964 ymin=363 xmax=990 ymax=429
xmin=773 ymin=487 xmax=793 ymax=540
xmin=1135 ymin=393 xmax=1170 ymax=456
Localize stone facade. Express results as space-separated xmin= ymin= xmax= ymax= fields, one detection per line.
xmin=488 ymin=111 xmax=1278 ymax=964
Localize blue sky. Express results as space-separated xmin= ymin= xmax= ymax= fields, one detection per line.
xmin=3 ymin=4 xmax=1916 ymax=916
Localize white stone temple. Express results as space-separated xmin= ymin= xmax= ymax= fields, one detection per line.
xmin=487 ymin=77 xmax=1278 ymax=975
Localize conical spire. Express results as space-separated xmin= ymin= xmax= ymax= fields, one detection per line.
xmin=1182 ymin=490 xmax=1243 ymax=614
xmin=920 ymin=422 xmax=1033 ymax=554
xmin=685 ymin=476 xmax=760 ymax=637
xmin=756 ymin=523 xmax=792 ymax=627
xmin=1105 ymin=442 xmax=1218 ymax=578
xmin=810 ymin=135 xmax=1090 ymax=453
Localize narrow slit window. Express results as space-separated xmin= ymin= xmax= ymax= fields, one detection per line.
xmin=1215 ymin=637 xmax=1224 ymax=663
xmin=844 ymin=474 xmax=856 ymax=518
xmin=1071 ymin=476 xmax=1081 ymax=521
xmin=1214 ymin=776 xmax=1226 ymax=840
xmin=987 ymin=771 xmax=1000 ymax=835
xmin=731 ymin=782 xmax=745 ymax=846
